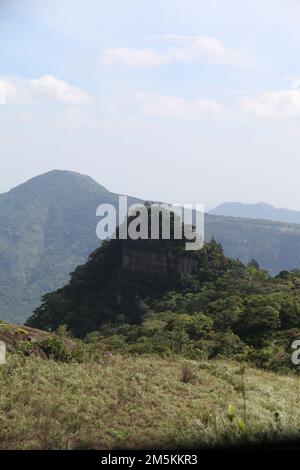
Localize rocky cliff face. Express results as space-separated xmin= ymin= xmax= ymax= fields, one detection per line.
xmin=119 ymin=208 xmax=199 ymax=279
xmin=121 ymin=243 xmax=199 ymax=279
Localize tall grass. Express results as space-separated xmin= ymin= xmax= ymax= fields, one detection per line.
xmin=0 ymin=353 xmax=299 ymax=449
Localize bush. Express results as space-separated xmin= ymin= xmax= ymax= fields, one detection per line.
xmin=180 ymin=363 xmax=197 ymax=384
xmin=37 ymin=336 xmax=72 ymax=362
xmin=16 ymin=340 xmax=35 ymax=356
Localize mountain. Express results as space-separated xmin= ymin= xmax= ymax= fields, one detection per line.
xmin=3 ymin=170 xmax=300 ymax=324
xmin=27 ymin=210 xmax=204 ymax=335
xmin=205 ymin=213 xmax=300 ymax=274
xmin=26 ymin=215 xmax=300 ymax=375
xmin=210 ymin=201 xmax=300 ymax=224
xmin=0 ymin=170 xmax=141 ymax=323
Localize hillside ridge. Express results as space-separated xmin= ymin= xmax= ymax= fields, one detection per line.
xmin=2 ymin=170 xmax=300 ymax=323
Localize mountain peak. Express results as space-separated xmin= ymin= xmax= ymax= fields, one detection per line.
xmin=210 ymin=201 xmax=300 ymax=224
xmin=7 ymin=169 xmax=109 ymax=197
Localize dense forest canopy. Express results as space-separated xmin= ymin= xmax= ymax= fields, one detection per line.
xmin=27 ymin=209 xmax=300 ymax=371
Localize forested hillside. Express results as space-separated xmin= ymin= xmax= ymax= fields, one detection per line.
xmin=2 ymin=170 xmax=300 ymax=323
xmin=28 ymin=217 xmax=300 ymax=372
xmin=0 ymin=170 xmax=140 ymax=322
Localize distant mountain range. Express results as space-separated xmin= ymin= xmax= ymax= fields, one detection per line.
xmin=210 ymin=202 xmax=300 ymax=224
xmin=2 ymin=170 xmax=300 ymax=324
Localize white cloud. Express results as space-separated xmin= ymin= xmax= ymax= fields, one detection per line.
xmin=240 ymin=88 xmax=300 ymax=118
xmin=0 ymin=75 xmax=93 ymax=105
xmin=103 ymin=35 xmax=253 ymax=67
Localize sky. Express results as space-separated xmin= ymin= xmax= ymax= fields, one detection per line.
xmin=1 ymin=1 xmax=300 ymax=209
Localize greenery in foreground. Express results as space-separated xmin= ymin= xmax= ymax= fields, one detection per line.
xmin=28 ymin=234 xmax=300 ymax=371
xmin=1 ymin=350 xmax=300 ymax=450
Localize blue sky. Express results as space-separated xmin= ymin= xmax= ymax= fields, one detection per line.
xmin=1 ymin=0 xmax=300 ymax=209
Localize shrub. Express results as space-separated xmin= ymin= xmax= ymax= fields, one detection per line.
xmin=37 ymin=336 xmax=72 ymax=362
xmin=0 ymin=322 xmax=12 ymax=334
xmin=55 ymin=324 xmax=72 ymax=338
xmin=16 ymin=340 xmax=35 ymax=356
xmin=180 ymin=363 xmax=197 ymax=384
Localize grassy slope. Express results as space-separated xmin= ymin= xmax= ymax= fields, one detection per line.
xmin=0 ymin=353 xmax=300 ymax=449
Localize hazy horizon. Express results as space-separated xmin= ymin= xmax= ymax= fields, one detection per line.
xmin=2 ymin=1 xmax=300 ymax=209
xmin=1 ymin=167 xmax=300 ymax=215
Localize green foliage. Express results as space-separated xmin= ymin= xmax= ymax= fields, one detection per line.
xmin=37 ymin=336 xmax=72 ymax=362
xmin=25 ymin=222 xmax=300 ymax=371
xmin=235 ymin=295 xmax=281 ymax=344
xmin=0 ymin=321 xmax=13 ymax=334
xmin=55 ymin=324 xmax=72 ymax=338
xmin=227 ymin=403 xmax=236 ymax=423
xmin=16 ymin=340 xmax=35 ymax=356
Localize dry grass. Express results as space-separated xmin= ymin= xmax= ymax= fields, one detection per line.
xmin=0 ymin=353 xmax=299 ymax=449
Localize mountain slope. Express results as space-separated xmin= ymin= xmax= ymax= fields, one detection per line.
xmin=2 ymin=170 xmax=300 ymax=324
xmin=0 ymin=170 xmax=140 ymax=323
xmin=210 ymin=202 xmax=300 ymax=224
xmin=205 ymin=213 xmax=300 ymax=273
